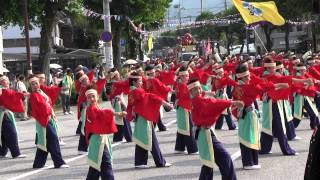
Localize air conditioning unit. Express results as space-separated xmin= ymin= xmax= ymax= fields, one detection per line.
xmin=54 ymin=37 xmax=63 ymax=47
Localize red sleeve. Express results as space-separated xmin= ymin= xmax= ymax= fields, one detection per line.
xmin=40 ymin=85 xmax=61 ymax=106
xmin=0 ymin=89 xmax=25 ymax=112
xmin=88 ymin=71 xmax=95 ymax=83
xmin=29 ymin=93 xmax=52 ymax=127
xmin=152 ymin=78 xmax=171 ymax=100
xmin=127 ymin=88 xmax=163 ymax=122
xmin=96 ymin=79 xmax=107 ymax=95
xmin=308 ymin=67 xmax=320 ymax=80
xmin=158 ymin=71 xmax=175 ymax=85
xmin=75 ymin=80 xmax=81 ymax=92
xmin=192 ymin=97 xmax=232 ymax=127
xmin=109 ymin=80 xmax=130 ymax=100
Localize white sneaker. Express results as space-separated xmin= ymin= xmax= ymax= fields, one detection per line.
xmin=294 ymin=152 xmax=299 ymax=156
xmin=58 ymin=164 xmax=70 ymax=168
xmin=78 ymin=151 xmax=88 ymax=155
xmin=174 ymin=150 xmax=186 ymax=154
xmin=15 ymin=154 xmax=27 ymax=158
xmin=135 ymin=164 xmax=150 ymax=169
xmin=164 ymin=163 xmax=172 ymax=167
xmin=64 ymin=112 xmax=68 ymax=115
xmin=292 ymin=136 xmax=302 ymax=141
xmin=188 ymin=152 xmax=199 ymax=155
xmin=243 ymin=165 xmax=261 ymax=170
xmin=68 ymin=111 xmax=73 ymax=114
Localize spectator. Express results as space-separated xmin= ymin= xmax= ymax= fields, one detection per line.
xmin=61 ymin=68 xmax=74 ymax=115
xmin=15 ymin=74 xmax=28 ymax=121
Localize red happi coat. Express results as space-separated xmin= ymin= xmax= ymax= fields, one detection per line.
xmin=157 ymin=71 xmax=175 ymax=86
xmin=77 ymin=79 xmax=107 ymax=119
xmin=126 ymin=87 xmax=163 ymax=123
xmin=109 ymin=80 xmax=130 ymax=100
xmin=29 ymin=91 xmax=53 ymax=127
xmin=144 ymin=77 xmax=171 ymax=100
xmin=191 ymin=95 xmax=232 ymax=127
xmin=211 ymin=73 xmax=237 ymax=92
xmin=262 ymin=74 xmax=293 ymax=102
xmin=0 ymin=89 xmax=25 ymax=112
xmin=292 ymin=75 xmax=317 ymax=97
xmin=175 ymin=81 xmax=192 ymax=110
xmin=85 ymin=104 xmax=118 ymax=143
xmin=40 ymin=85 xmax=61 ymax=106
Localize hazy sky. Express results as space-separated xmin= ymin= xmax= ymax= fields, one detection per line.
xmin=169 ymin=0 xmax=233 ymax=19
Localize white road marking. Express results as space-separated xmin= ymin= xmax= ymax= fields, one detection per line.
xmin=9 ymin=119 xmax=177 ymax=180
xmin=231 ymin=150 xmax=241 ymax=161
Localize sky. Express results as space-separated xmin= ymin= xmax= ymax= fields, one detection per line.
xmin=169 ymin=0 xmax=233 ymax=20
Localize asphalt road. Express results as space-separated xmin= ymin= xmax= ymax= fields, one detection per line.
xmin=0 ymin=101 xmax=313 ymax=180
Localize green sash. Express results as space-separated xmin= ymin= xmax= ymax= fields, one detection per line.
xmin=80 ymin=107 xmax=87 ymax=135
xmin=197 ymin=128 xmax=215 ymax=168
xmin=133 ymin=116 xmax=152 ymax=151
xmin=262 ymin=99 xmax=273 ymax=135
xmin=113 ymin=99 xmax=124 ymax=125
xmin=283 ymin=100 xmax=293 ymax=122
xmin=88 ymin=134 xmax=112 ymax=171
xmin=0 ymin=109 xmax=19 ymax=146
xmin=176 ymin=106 xmax=190 ymax=136
xmin=202 ymin=85 xmax=209 ymax=91
xmin=36 ymin=117 xmax=56 ymax=152
xmin=306 ymin=97 xmax=319 ymax=116
xmin=238 ymin=110 xmax=260 ymax=150
xmin=294 ymin=94 xmax=304 ymax=120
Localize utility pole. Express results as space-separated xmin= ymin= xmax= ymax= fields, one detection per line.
xmin=103 ymin=0 xmax=114 ymax=69
xmin=201 ymin=0 xmax=203 ymax=13
xmin=0 ymin=26 xmax=3 ymax=74
xmin=22 ymin=0 xmax=32 ymax=75
xmin=224 ymin=0 xmax=227 ymax=11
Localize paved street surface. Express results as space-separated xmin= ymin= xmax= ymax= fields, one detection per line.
xmin=1 ymin=101 xmax=313 ymax=180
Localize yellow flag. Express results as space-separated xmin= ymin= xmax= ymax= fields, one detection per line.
xmin=232 ymin=0 xmax=285 ymax=26
xmin=148 ymin=35 xmax=153 ymax=53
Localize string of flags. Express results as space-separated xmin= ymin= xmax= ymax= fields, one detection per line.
xmin=83 ymin=8 xmax=316 ymax=35
xmin=83 ymin=8 xmax=148 ymax=35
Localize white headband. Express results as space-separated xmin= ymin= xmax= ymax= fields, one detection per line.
xmin=308 ymin=60 xmax=315 ymax=64
xmin=292 ymin=59 xmax=300 ymax=63
xmin=215 ymin=68 xmax=224 ymax=73
xmin=37 ymin=74 xmax=45 ymax=79
xmin=187 ymin=81 xmax=201 ymax=90
xmin=79 ymin=74 xmax=88 ymax=82
xmin=275 ymin=64 xmax=284 ymax=70
xmin=85 ymin=89 xmax=97 ymax=97
xmin=236 ymin=71 xmax=250 ymax=78
xmin=0 ymin=76 xmax=8 ymax=82
xmin=295 ymin=66 xmax=307 ymax=70
xmin=264 ymin=63 xmax=276 ymax=68
xmin=29 ymin=77 xmax=39 ymax=83
xmin=129 ymin=75 xmax=142 ymax=79
xmin=178 ymin=71 xmax=189 ymax=76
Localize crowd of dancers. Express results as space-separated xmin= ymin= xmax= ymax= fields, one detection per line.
xmin=1 ymin=51 xmax=320 ymax=180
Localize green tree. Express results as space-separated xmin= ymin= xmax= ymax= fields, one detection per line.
xmin=0 ymin=0 xmax=83 ymax=81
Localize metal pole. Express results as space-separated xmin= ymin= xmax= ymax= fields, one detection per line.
xmin=0 ymin=26 xmax=3 ymax=74
xmin=103 ymin=0 xmax=114 ymax=69
xmin=201 ymin=0 xmax=203 ymax=13
xmin=23 ymin=0 xmax=32 ymax=75
xmin=252 ymin=27 xmax=268 ymax=52
xmin=224 ymin=0 xmax=227 ymax=11
xmin=246 ymin=28 xmax=250 ymax=54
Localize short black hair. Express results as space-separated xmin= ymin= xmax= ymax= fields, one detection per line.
xmin=236 ymin=64 xmax=248 ymax=74
xmin=129 ymin=72 xmax=141 ymax=86
xmin=188 ymin=78 xmax=199 ymax=85
xmin=145 ymin=65 xmax=154 ymax=72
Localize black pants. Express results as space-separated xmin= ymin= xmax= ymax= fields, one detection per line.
xmin=260 ymin=103 xmax=295 ymax=155
xmin=134 ymin=128 xmax=166 ymax=167
xmin=113 ymin=118 xmax=132 ymax=143
xmin=0 ymin=115 xmax=21 ymax=157
xmin=61 ymin=94 xmax=71 ymax=113
xmin=198 ymin=130 xmax=237 ymax=180
xmin=33 ymin=123 xmax=66 ymax=168
xmin=175 ymin=113 xmax=198 ymax=153
xmin=86 ymin=145 xmax=114 ymax=180
xmin=215 ymin=109 xmax=237 ymax=130
xmin=293 ymin=98 xmax=320 ymax=129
